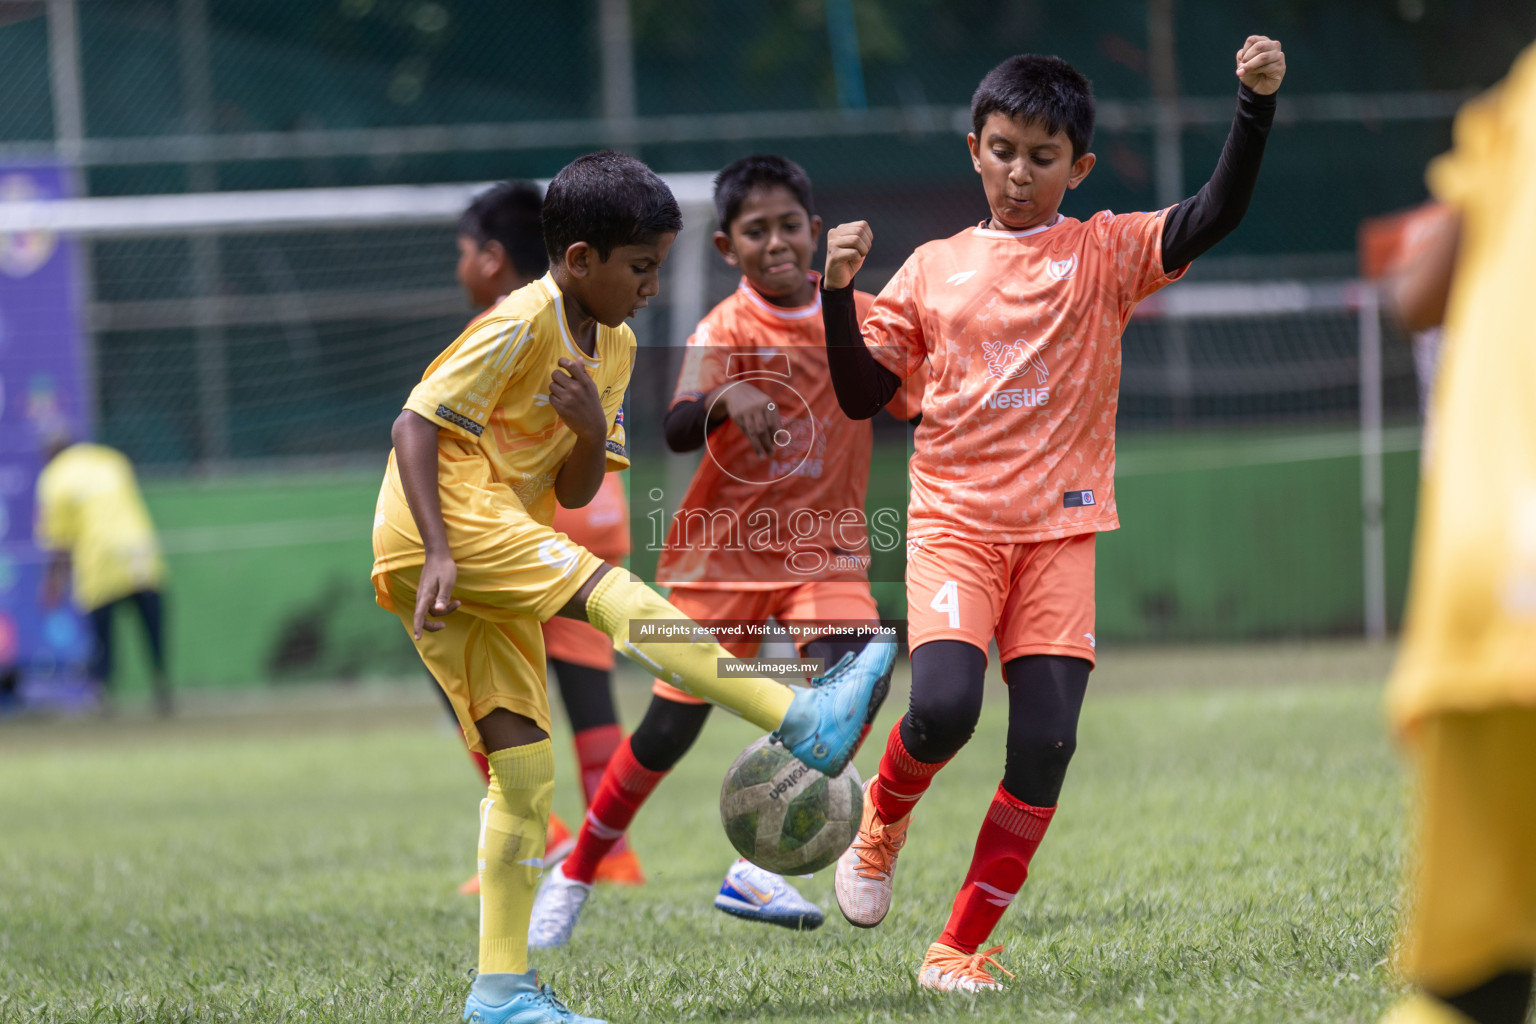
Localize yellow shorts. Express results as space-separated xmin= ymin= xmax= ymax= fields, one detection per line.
xmin=374 ymin=520 xmax=606 ymax=755
xmin=1398 ymin=708 xmax=1536 ymax=992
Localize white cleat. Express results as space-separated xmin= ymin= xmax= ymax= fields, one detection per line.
xmin=713 ymin=858 xmax=825 ymax=930
xmin=917 ymin=942 xmax=1013 ymax=992
xmin=833 ymin=780 xmax=908 ymax=928
xmin=527 ymin=863 xmax=592 ymax=949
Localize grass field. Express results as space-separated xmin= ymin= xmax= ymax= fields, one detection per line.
xmin=1 ymin=642 xmax=1408 ymax=1023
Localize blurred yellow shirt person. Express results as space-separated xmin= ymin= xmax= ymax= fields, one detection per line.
xmin=1380 ymin=40 xmax=1536 ymax=1024
xmin=35 ymin=439 xmax=171 ymax=714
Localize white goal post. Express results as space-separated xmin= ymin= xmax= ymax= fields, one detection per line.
xmin=0 ymin=179 xmax=1402 ymax=639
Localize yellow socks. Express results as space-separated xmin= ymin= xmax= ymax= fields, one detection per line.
xmin=585 ymin=569 xmax=794 ymax=731
xmin=477 ymin=740 xmax=555 ymax=975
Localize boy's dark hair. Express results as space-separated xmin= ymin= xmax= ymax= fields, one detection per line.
xmin=713 ymin=154 xmax=815 ymax=233
xmin=459 ymin=181 xmax=548 ymax=280
xmin=542 ymin=151 xmax=682 ymax=264
xmin=971 ymin=54 xmax=1095 ymax=159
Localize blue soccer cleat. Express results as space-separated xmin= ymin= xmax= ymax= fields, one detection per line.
xmin=810 ymin=649 xmax=893 ymax=732
xmin=464 ymin=969 xmax=605 ymax=1024
xmin=773 ymin=639 xmax=895 ymax=776
xmin=713 ymin=858 xmax=825 ymax=930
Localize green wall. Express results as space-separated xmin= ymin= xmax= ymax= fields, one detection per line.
xmin=109 ymin=430 xmax=1420 ymax=694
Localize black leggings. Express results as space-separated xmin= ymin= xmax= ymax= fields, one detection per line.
xmin=900 ymin=639 xmax=1089 ymax=807
xmin=548 ymin=658 xmax=619 ymax=734
xmin=628 ymin=637 xmax=873 ymax=773
xmin=87 ymin=589 xmax=166 ymax=686
xmin=1434 ymin=970 xmax=1534 ymax=1024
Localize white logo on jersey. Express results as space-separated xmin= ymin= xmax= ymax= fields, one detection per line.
xmin=982 ymin=338 xmax=1049 ymax=385
xmin=983 ymin=388 xmax=1050 ymax=410
xmin=946 ymin=270 xmax=978 ymax=286
xmin=1084 ymin=632 xmax=1096 ymax=648
xmin=1046 ymin=253 xmax=1079 ymax=281
xmin=537 ymin=538 xmax=580 ymax=578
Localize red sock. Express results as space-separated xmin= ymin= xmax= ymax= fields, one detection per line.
xmin=573 ymin=723 xmax=628 ymax=856
xmin=852 ymin=721 xmax=874 ymax=758
xmin=469 ymin=750 xmax=491 ymax=785
xmin=869 ymin=721 xmax=949 ymax=823
xmin=938 ymin=785 xmax=1055 ymax=953
xmin=563 ymin=737 xmax=666 ymax=884
xmin=573 ymin=724 xmax=623 ymax=806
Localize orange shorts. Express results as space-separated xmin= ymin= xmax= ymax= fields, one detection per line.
xmin=540 ymin=615 xmax=614 ymax=671
xmin=905 ymin=532 xmax=1096 ymax=666
xmin=653 ymin=581 xmax=881 ymax=704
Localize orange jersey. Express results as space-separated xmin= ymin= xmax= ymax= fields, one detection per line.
xmin=862 ymin=211 xmax=1184 ymax=542
xmin=1358 ymin=201 xmax=1454 ymax=280
xmin=551 ymin=471 xmax=630 ymax=563
xmin=657 ymin=277 xmax=921 ymax=589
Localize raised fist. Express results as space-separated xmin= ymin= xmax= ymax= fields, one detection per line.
xmin=824 ymin=220 xmax=873 ymax=290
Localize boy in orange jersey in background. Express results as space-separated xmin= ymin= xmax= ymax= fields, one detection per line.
xmin=820 ymin=40 xmax=1285 ymax=990
xmin=528 ymin=154 xmax=916 ymax=948
xmin=453 ymin=182 xmax=642 ymax=894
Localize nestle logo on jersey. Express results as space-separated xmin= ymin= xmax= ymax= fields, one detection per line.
xmin=982 ymin=339 xmax=1049 ymax=384
xmin=983 ymin=388 xmax=1050 ymax=410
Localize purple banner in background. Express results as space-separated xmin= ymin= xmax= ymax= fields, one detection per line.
xmin=0 ymin=162 xmax=92 ymax=682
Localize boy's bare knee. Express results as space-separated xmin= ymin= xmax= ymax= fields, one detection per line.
xmin=476 ymin=708 xmax=549 ymax=753
xmin=555 ymin=562 xmax=620 ymax=622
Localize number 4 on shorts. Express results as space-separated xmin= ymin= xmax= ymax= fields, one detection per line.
xmin=930 ymin=580 xmax=960 ymax=629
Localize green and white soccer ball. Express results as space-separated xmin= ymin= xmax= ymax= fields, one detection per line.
xmin=719 ymin=735 xmax=862 ymax=875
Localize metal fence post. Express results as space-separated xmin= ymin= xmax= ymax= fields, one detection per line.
xmin=1359 ymin=283 xmax=1388 ymax=639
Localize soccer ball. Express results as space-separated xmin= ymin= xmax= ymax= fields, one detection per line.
xmin=719 ymin=735 xmax=862 ymax=875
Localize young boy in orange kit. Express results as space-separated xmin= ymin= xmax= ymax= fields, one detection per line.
xmin=819 ymin=39 xmax=1286 ymax=990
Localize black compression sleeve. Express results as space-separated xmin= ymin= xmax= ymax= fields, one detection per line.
xmin=821 ymin=282 xmax=902 ymax=420
xmin=1160 ymin=84 xmax=1276 ymax=272
xmin=662 ymin=397 xmax=725 ymax=453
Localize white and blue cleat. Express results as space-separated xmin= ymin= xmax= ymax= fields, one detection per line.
xmin=713 ymin=858 xmax=825 ymax=931
xmin=464 ymin=969 xmax=605 ymax=1024
xmin=773 ymin=640 xmax=895 ymax=776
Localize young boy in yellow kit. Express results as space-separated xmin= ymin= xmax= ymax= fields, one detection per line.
xmin=450 ymin=180 xmax=642 ymax=894
xmin=1378 ymin=40 xmax=1536 ymax=1024
xmin=371 ymin=151 xmax=892 ymax=1024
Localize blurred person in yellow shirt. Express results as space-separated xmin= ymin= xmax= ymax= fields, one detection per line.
xmin=35 ymin=434 xmax=171 ymax=716
xmin=1379 ymin=39 xmax=1536 ymax=1024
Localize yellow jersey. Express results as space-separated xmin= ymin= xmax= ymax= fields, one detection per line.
xmin=1388 ymin=41 xmax=1536 ymax=728
xmin=34 ymin=443 xmax=164 ymax=612
xmin=372 ymin=274 xmax=633 ymax=577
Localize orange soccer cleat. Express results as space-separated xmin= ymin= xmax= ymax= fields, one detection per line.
xmin=592 ymin=846 xmax=645 ymax=886
xmin=917 ymin=942 xmax=1014 ymax=992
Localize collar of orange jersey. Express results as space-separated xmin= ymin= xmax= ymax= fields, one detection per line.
xmin=972 ymin=213 xmax=1064 ymax=240
xmin=737 ymin=272 xmax=823 ymax=322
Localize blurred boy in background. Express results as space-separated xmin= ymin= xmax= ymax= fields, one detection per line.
xmin=453 ymin=181 xmax=642 ymax=895
xmin=35 ymin=431 xmax=171 ymax=716
xmin=1381 ymin=40 xmax=1536 ymax=1024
